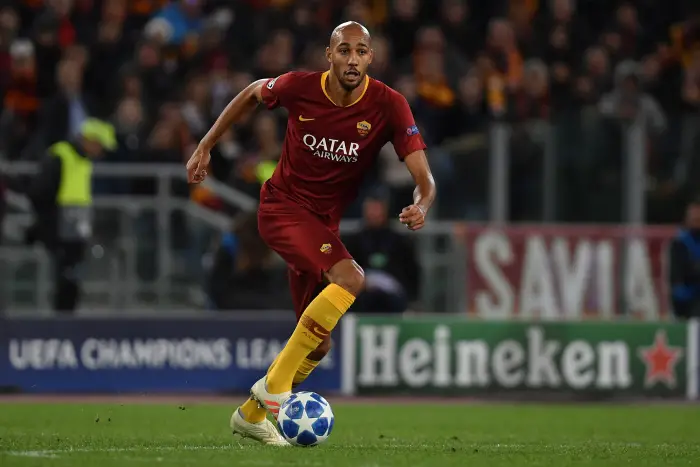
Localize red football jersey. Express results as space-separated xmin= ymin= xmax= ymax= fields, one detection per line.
xmin=259 ymin=71 xmax=426 ymax=226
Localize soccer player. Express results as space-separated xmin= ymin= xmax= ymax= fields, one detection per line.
xmin=186 ymin=21 xmax=436 ymax=445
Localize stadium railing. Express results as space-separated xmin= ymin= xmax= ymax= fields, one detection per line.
xmin=0 ymin=161 xmax=467 ymax=315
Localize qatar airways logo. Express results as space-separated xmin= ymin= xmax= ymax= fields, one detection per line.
xmin=302 ymin=134 xmax=359 ymax=163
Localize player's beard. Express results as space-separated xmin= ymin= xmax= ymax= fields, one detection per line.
xmin=337 ymin=70 xmax=364 ymax=92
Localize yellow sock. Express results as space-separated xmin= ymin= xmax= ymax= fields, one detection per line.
xmin=240 ymin=354 xmax=282 ymax=423
xmin=293 ymin=357 xmax=323 ymax=388
xmin=239 ymin=397 xmax=266 ymax=423
xmin=267 ymin=284 xmax=355 ymax=393
xmin=267 ymin=354 xmax=280 ymax=376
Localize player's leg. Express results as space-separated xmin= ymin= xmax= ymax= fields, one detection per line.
xmin=288 ymin=226 xmax=350 ymax=386
xmin=230 ymin=409 xmax=288 ymax=446
xmin=294 ymin=335 xmax=331 ymax=388
xmin=238 ymin=271 xmax=321 ymax=424
xmin=260 ymin=258 xmax=363 ymax=401
xmin=250 ymin=199 xmax=362 ymax=415
xmin=233 ymin=369 xmax=288 ymax=444
xmin=290 ymin=276 xmax=329 ymax=388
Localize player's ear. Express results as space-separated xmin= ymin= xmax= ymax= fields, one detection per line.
xmin=368 ymin=48 xmax=374 ymax=65
xmin=325 ymin=47 xmax=332 ymax=63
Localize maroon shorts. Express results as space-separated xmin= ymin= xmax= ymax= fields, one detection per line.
xmin=258 ymin=187 xmax=353 ymax=319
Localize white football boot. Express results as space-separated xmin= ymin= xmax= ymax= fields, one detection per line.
xmin=230 ymin=408 xmax=289 ymax=446
xmin=249 ymin=376 xmax=292 ymax=420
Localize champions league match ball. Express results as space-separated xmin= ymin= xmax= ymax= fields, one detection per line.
xmin=277 ymin=392 xmax=335 ymax=447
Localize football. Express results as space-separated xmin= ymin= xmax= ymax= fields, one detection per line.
xmin=276 ymin=391 xmax=335 ymax=447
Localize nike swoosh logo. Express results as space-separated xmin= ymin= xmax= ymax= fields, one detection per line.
xmin=312 ymin=326 xmax=330 ymax=337
xmin=299 ymin=115 xmax=315 ymax=121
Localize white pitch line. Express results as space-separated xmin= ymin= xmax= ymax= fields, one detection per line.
xmin=375 ymin=441 xmax=653 ymax=450
xmin=4 ymin=441 xmax=685 ymax=459
xmin=5 ymin=445 xmax=234 ymax=457
xmin=5 ymin=446 xmax=325 ymax=466
xmin=6 ymin=451 xmax=59 ymax=459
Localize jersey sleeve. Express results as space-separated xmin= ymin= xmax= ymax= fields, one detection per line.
xmin=388 ymin=90 xmax=427 ymax=161
xmin=260 ymin=72 xmax=297 ymax=110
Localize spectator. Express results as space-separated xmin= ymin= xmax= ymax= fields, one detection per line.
xmin=207 ymin=128 xmax=242 ymax=184
xmin=508 ymin=59 xmax=551 ymax=220
xmin=129 ymin=0 xmax=170 ymax=30
xmin=409 ymin=26 xmax=461 ymax=144
xmin=386 ymin=0 xmax=420 ymax=61
xmin=31 ymin=10 xmax=63 ymax=98
xmin=485 ymin=18 xmax=523 ymax=95
xmin=206 ymin=213 xmax=289 ymax=311
xmin=113 ymin=96 xmax=147 ymax=159
xmin=35 ymin=0 xmax=77 ymax=49
xmin=669 ymin=196 xmax=700 ymax=320
xmin=84 ymin=0 xmax=134 ymax=109
xmin=536 ymin=0 xmax=588 ymax=56
xmin=599 ymin=60 xmax=667 ymax=133
xmin=377 ymin=140 xmax=415 ymax=217
xmin=289 ymin=2 xmax=318 ymax=61
xmin=190 ymin=17 xmax=230 ymax=78
xmin=251 ymin=112 xmax=281 ymax=162
xmin=131 ymin=40 xmax=172 ymax=105
xmin=575 ymin=46 xmax=612 ymax=106
xmin=340 ymin=0 xmax=375 ymax=30
xmin=181 ymin=73 xmax=211 ymax=140
xmin=0 ymin=8 xmax=20 ymax=86
xmin=37 ymin=58 xmax=95 ymax=149
xmin=446 ymin=72 xmax=486 ymax=138
xmin=343 ymin=187 xmax=420 ymax=313
xmin=1 ymin=39 xmax=40 ymax=160
xmin=144 ymin=102 xmax=190 ymax=165
xmin=675 ymin=48 xmax=700 ymax=194
xmin=510 ymin=59 xmax=550 ymax=122
xmin=254 ymin=29 xmax=294 ymax=78
xmin=366 ymin=34 xmax=392 ymax=83
xmin=117 ymin=65 xmax=148 ymax=108
xmin=22 ymin=118 xmax=116 ymax=313
xmin=92 ymin=96 xmax=147 ymax=196
xmin=611 ymin=2 xmax=645 ymax=60
xmin=146 ymin=0 xmax=203 ymax=47
xmin=228 ymin=113 xmax=280 ymax=199
xmin=440 ymin=0 xmax=480 ymax=59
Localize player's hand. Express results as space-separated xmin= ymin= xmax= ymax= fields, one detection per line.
xmin=186 ymin=145 xmax=211 ymax=184
xmin=399 ymin=204 xmax=426 ymax=231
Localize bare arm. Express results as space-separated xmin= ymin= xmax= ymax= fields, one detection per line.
xmin=399 ymin=150 xmax=436 ymax=231
xmin=200 ymin=80 xmax=266 ymax=150
xmin=186 ymin=79 xmax=267 ymax=183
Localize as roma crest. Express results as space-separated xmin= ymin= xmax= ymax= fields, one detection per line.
xmin=356 ymin=120 xmax=371 ymax=137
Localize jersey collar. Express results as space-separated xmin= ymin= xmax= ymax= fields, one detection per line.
xmin=321 ymin=71 xmax=369 ymax=108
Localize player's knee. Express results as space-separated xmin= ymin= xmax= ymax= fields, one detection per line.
xmin=328 ymin=260 xmax=365 ymax=297
xmin=308 ymin=336 xmax=332 ymax=361
xmin=338 ymin=271 xmax=365 ymax=297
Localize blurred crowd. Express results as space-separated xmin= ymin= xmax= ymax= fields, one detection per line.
xmin=0 ymin=0 xmax=699 ymax=223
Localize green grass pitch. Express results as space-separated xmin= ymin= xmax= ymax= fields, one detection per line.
xmin=1 ymin=401 xmax=699 ymax=466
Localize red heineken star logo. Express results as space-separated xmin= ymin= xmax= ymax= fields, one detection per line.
xmin=638 ymin=330 xmax=683 ymax=388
